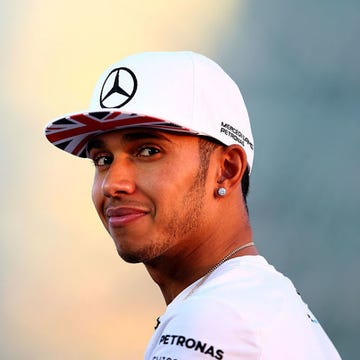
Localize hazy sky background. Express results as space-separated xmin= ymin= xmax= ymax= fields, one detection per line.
xmin=1 ymin=1 xmax=358 ymax=359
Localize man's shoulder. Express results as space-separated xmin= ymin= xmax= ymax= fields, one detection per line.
xmin=194 ymin=255 xmax=297 ymax=312
xmin=168 ymin=255 xmax=298 ymax=327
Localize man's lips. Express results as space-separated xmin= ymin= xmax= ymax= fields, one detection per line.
xmin=105 ymin=206 xmax=150 ymax=227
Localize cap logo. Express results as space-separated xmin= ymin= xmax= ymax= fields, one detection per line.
xmin=100 ymin=67 xmax=137 ymax=108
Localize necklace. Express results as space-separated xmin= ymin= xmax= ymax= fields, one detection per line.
xmin=184 ymin=241 xmax=255 ymax=299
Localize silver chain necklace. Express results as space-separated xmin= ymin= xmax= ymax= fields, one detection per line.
xmin=184 ymin=241 xmax=255 ymax=299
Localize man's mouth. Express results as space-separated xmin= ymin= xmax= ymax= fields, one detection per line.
xmin=106 ymin=206 xmax=149 ymax=227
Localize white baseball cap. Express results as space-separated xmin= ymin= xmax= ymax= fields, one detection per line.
xmin=45 ymin=51 xmax=254 ymax=171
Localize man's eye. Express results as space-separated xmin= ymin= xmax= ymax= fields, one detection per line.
xmin=137 ymin=146 xmax=160 ymax=157
xmin=93 ymin=155 xmax=112 ymax=167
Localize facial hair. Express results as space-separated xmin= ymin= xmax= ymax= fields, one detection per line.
xmin=119 ymin=167 xmax=207 ymax=264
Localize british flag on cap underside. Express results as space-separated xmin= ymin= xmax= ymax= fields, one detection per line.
xmin=45 ymin=111 xmax=193 ymax=158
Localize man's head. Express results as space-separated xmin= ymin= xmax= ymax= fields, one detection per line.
xmin=44 ymin=51 xmax=254 ymax=262
xmin=88 ymin=128 xmax=248 ymax=263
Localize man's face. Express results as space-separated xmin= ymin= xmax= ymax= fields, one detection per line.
xmin=89 ymin=128 xmax=213 ymax=264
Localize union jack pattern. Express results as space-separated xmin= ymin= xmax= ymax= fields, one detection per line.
xmin=45 ymin=111 xmax=194 ymax=157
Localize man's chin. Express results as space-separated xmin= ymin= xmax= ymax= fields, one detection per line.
xmin=116 ymin=248 xmax=143 ymax=263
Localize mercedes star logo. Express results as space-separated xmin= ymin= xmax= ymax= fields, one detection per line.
xmin=100 ymin=67 xmax=137 ymax=108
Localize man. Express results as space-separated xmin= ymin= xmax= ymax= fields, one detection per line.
xmin=45 ymin=51 xmax=341 ymax=359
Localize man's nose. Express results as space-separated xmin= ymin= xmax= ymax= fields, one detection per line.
xmin=101 ymin=159 xmax=136 ymax=198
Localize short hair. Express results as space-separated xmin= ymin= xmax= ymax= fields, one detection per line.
xmin=198 ymin=137 xmax=250 ymax=212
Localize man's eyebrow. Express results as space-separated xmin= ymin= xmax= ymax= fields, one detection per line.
xmin=86 ymin=130 xmax=172 ymax=155
xmin=86 ymin=138 xmax=106 ymax=154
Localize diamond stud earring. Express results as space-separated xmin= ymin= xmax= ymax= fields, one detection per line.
xmin=217 ymin=187 xmax=227 ymax=197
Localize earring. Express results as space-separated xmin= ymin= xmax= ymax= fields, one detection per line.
xmin=217 ymin=187 xmax=227 ymax=197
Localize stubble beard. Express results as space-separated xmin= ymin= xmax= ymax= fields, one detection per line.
xmin=119 ymin=169 xmax=207 ymax=264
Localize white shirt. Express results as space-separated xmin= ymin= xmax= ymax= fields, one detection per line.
xmin=145 ymin=255 xmax=341 ymax=359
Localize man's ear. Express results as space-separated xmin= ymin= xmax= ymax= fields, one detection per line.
xmin=217 ymin=145 xmax=247 ymax=191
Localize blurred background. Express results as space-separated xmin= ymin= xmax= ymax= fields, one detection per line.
xmin=0 ymin=0 xmax=358 ymax=358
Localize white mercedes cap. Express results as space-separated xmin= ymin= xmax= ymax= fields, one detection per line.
xmin=45 ymin=51 xmax=254 ymax=171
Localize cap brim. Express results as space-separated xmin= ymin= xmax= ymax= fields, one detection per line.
xmin=44 ymin=110 xmax=197 ymax=158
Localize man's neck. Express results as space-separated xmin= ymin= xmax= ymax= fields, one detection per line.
xmin=144 ymin=225 xmax=256 ymax=305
